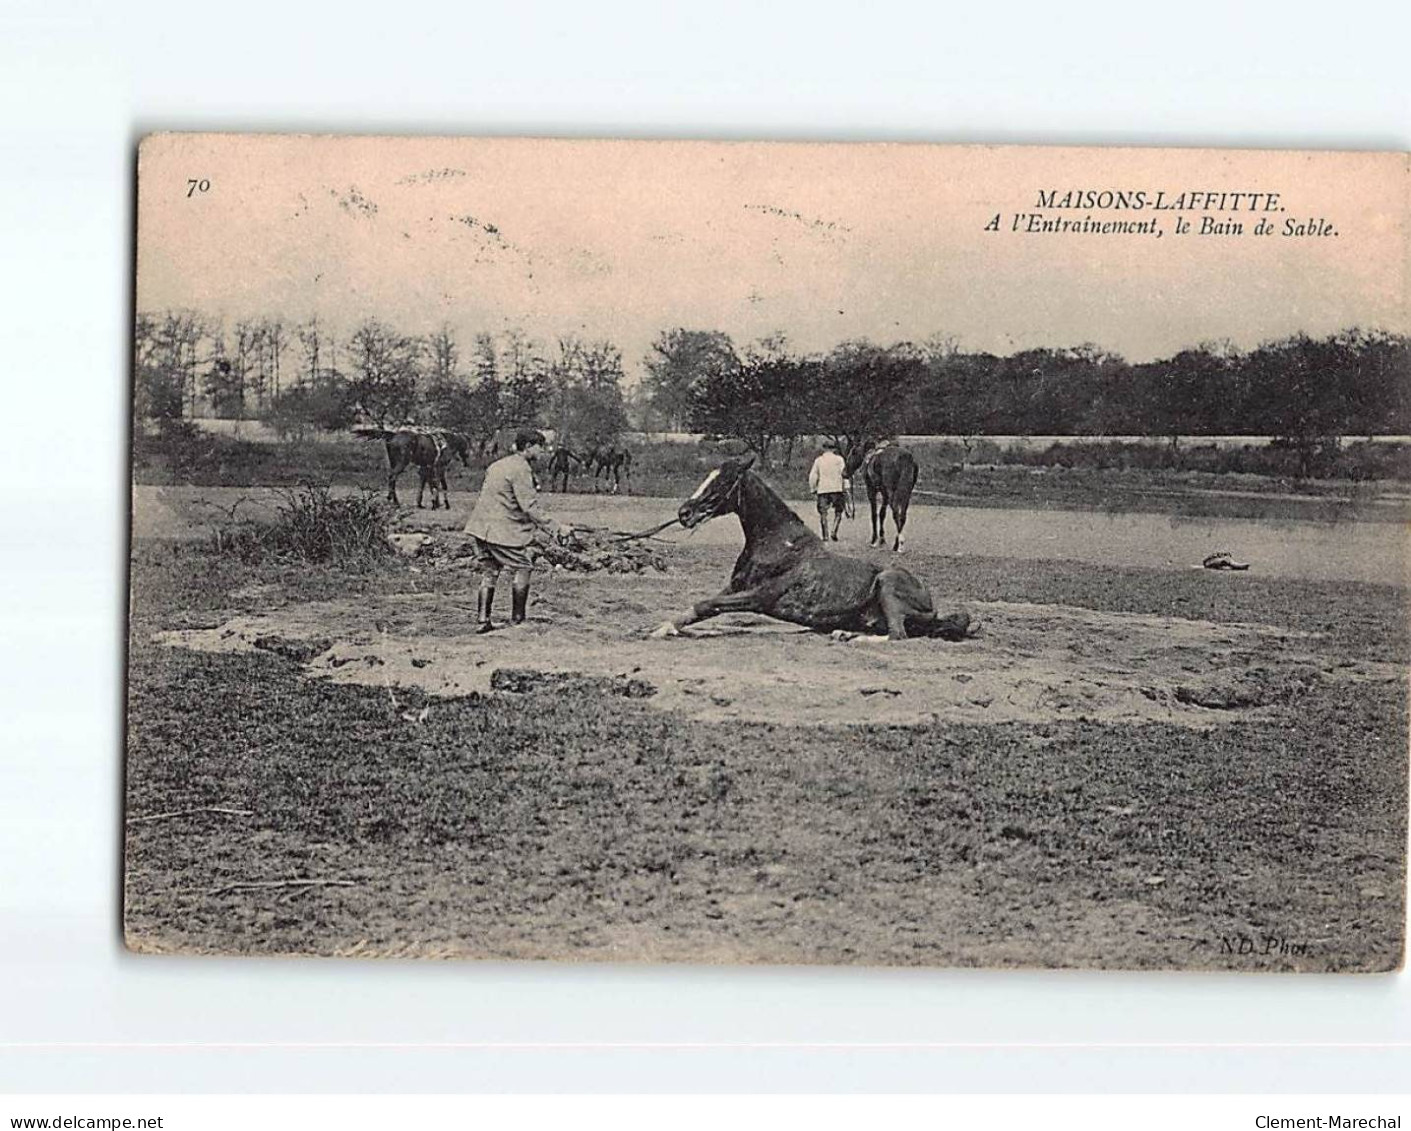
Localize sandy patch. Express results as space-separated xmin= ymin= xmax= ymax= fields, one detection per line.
xmin=152 ymin=595 xmax=1401 ymax=728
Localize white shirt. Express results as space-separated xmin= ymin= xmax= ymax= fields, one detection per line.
xmin=808 ymin=450 xmax=848 ymax=494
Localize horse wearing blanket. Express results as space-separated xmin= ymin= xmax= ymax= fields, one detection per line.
xmin=358 ymin=427 xmax=472 ymax=509
xmin=652 ymin=456 xmax=971 ymax=641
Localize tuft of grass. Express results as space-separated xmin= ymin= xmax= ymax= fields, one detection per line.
xmin=210 ymin=486 xmax=393 ymax=569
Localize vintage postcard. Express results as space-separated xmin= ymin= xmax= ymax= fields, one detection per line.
xmin=127 ymin=135 xmax=1408 ymax=970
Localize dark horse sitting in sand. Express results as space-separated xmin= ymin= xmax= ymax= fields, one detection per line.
xmin=651 ymin=456 xmax=970 ymax=641
xmin=845 ymin=439 xmax=917 ymax=551
xmin=361 ymin=428 xmax=472 ymax=508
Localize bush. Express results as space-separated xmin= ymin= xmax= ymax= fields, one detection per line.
xmin=211 ymin=486 xmax=393 ymax=569
xmin=264 ymin=374 xmax=359 ymax=439
xmin=132 ymin=417 xmax=214 ymax=479
xmin=964 ymin=437 xmax=1411 ymax=482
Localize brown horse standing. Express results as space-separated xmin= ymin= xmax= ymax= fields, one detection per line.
xmin=845 ymin=440 xmax=918 ymax=551
xmin=583 ymin=444 xmax=633 ymax=493
xmin=361 ymin=428 xmax=472 ymax=508
xmin=545 ymin=446 xmax=583 ymax=492
xmin=652 ymin=456 xmax=969 ymax=641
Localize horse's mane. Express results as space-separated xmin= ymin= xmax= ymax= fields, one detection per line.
xmin=738 ymin=468 xmax=812 ymax=536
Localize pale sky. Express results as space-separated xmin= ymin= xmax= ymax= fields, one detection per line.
xmin=137 ymin=136 xmax=1408 ymax=379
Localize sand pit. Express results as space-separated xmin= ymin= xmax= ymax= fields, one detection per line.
xmin=152 ymin=592 xmax=1400 ymax=728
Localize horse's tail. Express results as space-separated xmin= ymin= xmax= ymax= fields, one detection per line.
xmin=354 ymin=428 xmax=402 ymax=474
xmin=895 ymin=450 xmax=919 ymax=502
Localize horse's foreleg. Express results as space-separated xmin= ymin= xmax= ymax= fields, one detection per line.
xmin=873 ymin=569 xmax=930 ymax=640
xmin=651 ymin=587 xmax=770 ymax=638
xmin=388 ymin=471 xmax=400 ymax=506
xmin=876 ymin=578 xmax=912 ymax=640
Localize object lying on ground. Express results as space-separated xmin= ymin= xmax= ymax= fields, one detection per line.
xmin=1202 ymin=551 xmax=1250 ymax=571
xmin=387 ymin=513 xmax=669 ymax=574
xmin=387 ymin=532 xmax=435 ymax=557
xmin=533 ymin=526 xmax=669 ymax=574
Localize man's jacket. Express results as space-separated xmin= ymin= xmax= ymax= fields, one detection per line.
xmin=465 ymin=452 xmax=553 ymax=547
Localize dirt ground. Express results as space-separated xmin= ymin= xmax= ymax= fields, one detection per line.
xmin=155 ymin=583 xmax=1398 ymax=730
xmin=124 ymin=488 xmax=1410 ymax=971
xmin=141 ymin=488 xmax=1401 ymax=728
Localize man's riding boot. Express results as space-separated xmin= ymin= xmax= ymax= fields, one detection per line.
xmin=475 ymin=586 xmax=496 ymax=633
xmin=510 ymin=584 xmax=530 ymax=626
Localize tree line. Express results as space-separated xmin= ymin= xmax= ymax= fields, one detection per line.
xmin=133 ymin=310 xmax=630 ymax=453
xmin=135 ymin=310 xmax=1410 ymax=469
xmin=644 ymin=327 xmax=1411 ymax=466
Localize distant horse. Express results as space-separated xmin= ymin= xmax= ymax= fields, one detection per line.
xmin=545 ymin=446 xmax=584 ymax=492
xmin=584 ymin=444 xmax=633 ymax=494
xmin=651 ymin=456 xmax=970 ymax=641
xmin=845 ymin=440 xmax=918 ymax=551
xmin=360 ymin=428 xmax=471 ymax=508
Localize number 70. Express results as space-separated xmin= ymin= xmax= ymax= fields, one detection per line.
xmin=187 ymin=178 xmax=210 ymax=197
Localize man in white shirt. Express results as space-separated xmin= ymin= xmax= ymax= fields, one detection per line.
xmin=807 ymin=438 xmax=850 ymax=542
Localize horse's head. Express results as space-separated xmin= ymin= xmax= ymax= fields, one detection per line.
xmin=843 ymin=439 xmax=874 ymax=478
xmin=447 ymin=432 xmax=472 ymax=466
xmin=678 ymin=455 xmax=755 ymax=528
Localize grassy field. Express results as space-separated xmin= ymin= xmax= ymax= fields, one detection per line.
xmin=124 ymin=491 xmax=1408 ymax=970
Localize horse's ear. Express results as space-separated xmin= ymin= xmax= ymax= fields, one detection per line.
xmin=740 ymin=454 xmax=756 ymax=471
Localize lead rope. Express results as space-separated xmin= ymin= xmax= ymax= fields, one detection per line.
xmin=606 ymin=516 xmax=683 ymax=541
xmin=575 ymin=467 xmax=747 ymax=543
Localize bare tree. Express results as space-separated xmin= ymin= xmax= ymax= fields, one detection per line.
xmin=233 ymin=320 xmax=260 ymax=414
xmin=264 ymin=318 xmax=288 ymax=402
xmin=473 ymin=332 xmax=498 ymax=384
xmin=296 ymin=317 xmax=323 ymax=387
xmin=143 ymin=308 xmax=210 ymax=419
xmin=426 ymin=325 xmax=459 ymax=387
